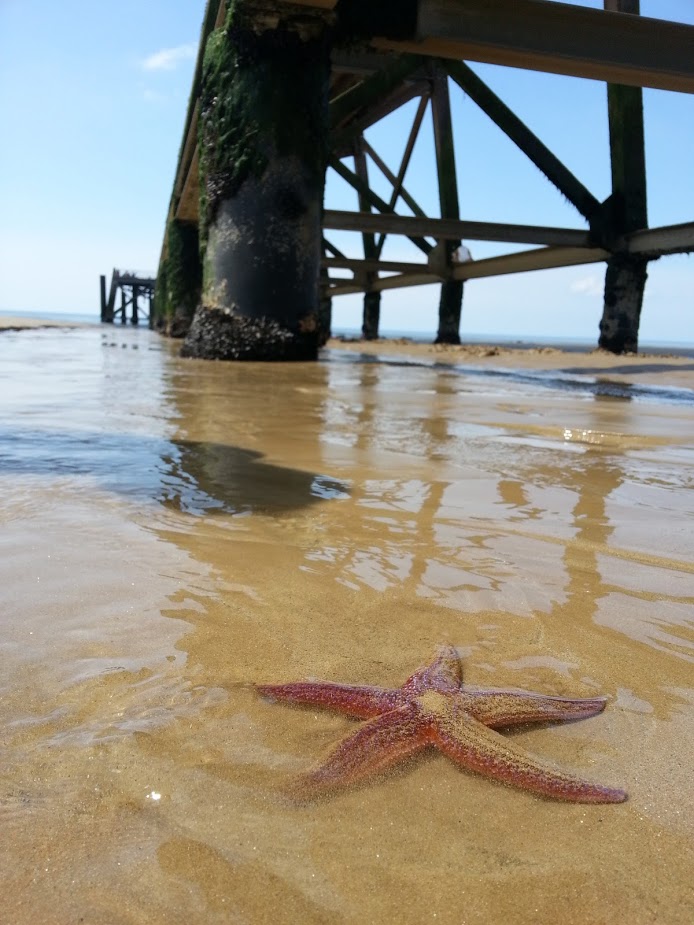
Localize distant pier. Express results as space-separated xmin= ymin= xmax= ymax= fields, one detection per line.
xmin=100 ymin=270 xmax=155 ymax=326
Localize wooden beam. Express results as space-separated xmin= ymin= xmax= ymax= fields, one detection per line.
xmin=375 ymin=93 xmax=429 ymax=258
xmin=331 ymin=51 xmax=397 ymax=76
xmin=354 ymin=145 xmax=379 ymax=268
xmin=599 ymin=0 xmax=649 ymax=354
xmin=322 ymin=257 xmax=439 ymax=274
xmin=99 ymin=275 xmax=107 ymax=322
xmin=329 ymin=159 xmax=433 ymax=254
xmin=370 ymin=0 xmax=694 ymax=94
xmin=362 ymin=139 xmax=427 ymax=219
xmin=174 ymin=102 xmax=200 ymax=200
xmin=332 ymin=82 xmax=428 ymax=156
xmin=444 ymin=60 xmax=600 ymax=221
xmin=323 ymin=209 xmax=593 ymax=246
xmin=324 ymin=246 xmax=610 ymax=296
xmin=175 ymin=148 xmax=200 ymax=222
xmin=354 ymin=141 xmax=381 ymax=337
xmin=430 ymin=66 xmax=463 ymax=342
xmin=606 ymin=1 xmax=648 ymax=237
xmin=431 ymin=69 xmax=460 ymax=226
xmin=322 ymin=237 xmax=348 ymax=260
xmin=330 ymin=54 xmax=422 ymax=128
xmin=452 ymin=246 xmax=609 ymax=280
xmin=624 ymin=222 xmax=694 ymax=257
xmin=325 ymin=285 xmax=365 ymax=296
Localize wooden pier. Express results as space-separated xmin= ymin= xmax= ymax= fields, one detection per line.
xmin=100 ymin=270 xmax=155 ymax=326
xmin=152 ymin=0 xmax=694 ymax=358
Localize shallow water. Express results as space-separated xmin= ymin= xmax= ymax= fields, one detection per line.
xmin=1 ymin=326 xmax=693 ymax=924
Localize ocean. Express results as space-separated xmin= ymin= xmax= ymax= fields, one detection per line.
xmin=5 ymin=308 xmax=694 ymax=357
xmin=1 ymin=322 xmax=693 ymax=924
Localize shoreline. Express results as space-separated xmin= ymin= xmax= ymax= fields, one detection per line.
xmin=2 ymin=316 xmax=692 ymax=391
xmin=325 ymin=336 xmax=694 ymax=391
xmin=0 ymin=314 xmax=86 ymax=332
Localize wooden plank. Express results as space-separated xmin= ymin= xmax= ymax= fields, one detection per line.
xmin=372 ymin=0 xmax=694 ymax=94
xmin=323 ymin=209 xmax=593 ymax=246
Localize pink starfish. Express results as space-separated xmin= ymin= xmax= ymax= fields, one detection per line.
xmin=257 ymin=646 xmax=627 ymax=803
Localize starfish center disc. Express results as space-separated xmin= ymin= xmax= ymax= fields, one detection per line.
xmin=416 ymin=690 xmax=449 ymax=715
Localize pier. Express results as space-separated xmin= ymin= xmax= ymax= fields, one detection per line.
xmin=100 ymin=270 xmax=155 ymax=326
xmin=152 ymin=0 xmax=694 ymax=358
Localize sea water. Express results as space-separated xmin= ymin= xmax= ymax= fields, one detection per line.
xmin=1 ymin=324 xmax=693 ymax=924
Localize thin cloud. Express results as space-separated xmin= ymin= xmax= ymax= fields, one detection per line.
xmin=143 ymin=88 xmax=167 ymax=104
xmin=570 ymin=275 xmax=603 ymax=297
xmin=142 ymin=43 xmax=196 ymax=72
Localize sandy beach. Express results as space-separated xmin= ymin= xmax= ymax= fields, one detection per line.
xmin=1 ymin=322 xmax=693 ymax=924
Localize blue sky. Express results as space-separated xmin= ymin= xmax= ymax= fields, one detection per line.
xmin=0 ymin=0 xmax=692 ymax=343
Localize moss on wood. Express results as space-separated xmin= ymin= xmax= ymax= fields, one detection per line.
xmin=198 ymin=0 xmax=331 ymax=249
xmin=153 ymin=220 xmax=202 ymax=337
xmin=166 ymin=220 xmax=202 ymax=336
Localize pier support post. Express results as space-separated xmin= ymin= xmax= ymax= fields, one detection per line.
xmin=431 ymin=67 xmax=463 ymax=345
xmin=318 ymin=257 xmax=332 ymax=346
xmin=182 ymin=1 xmax=332 ymax=361
xmin=600 ymin=0 xmax=648 ymax=354
xmin=354 ymin=142 xmax=381 ymax=340
xmin=162 ymin=220 xmax=202 ymax=337
xmin=132 ymin=285 xmax=140 ymax=325
xmin=100 ymin=275 xmax=107 ymax=322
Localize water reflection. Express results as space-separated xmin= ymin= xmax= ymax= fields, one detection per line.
xmin=0 ymin=426 xmax=348 ymax=513
xmin=165 ymin=440 xmax=348 ymax=515
xmin=2 ymin=327 xmax=694 ymax=924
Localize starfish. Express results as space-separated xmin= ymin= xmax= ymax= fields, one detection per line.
xmin=257 ymin=646 xmax=627 ymax=803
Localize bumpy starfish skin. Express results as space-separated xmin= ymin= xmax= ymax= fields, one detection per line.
xmin=258 ymin=646 xmax=627 ymax=803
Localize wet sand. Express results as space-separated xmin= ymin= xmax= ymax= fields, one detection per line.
xmin=1 ymin=325 xmax=693 ymax=924
xmin=0 ymin=314 xmax=85 ymax=331
xmin=328 ymin=335 xmax=694 ymax=391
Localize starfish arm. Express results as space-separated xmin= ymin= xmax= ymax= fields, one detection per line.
xmin=290 ymin=702 xmax=428 ymax=799
xmin=432 ymin=710 xmax=627 ymax=804
xmin=463 ymin=689 xmax=609 ymax=728
xmin=402 ymin=645 xmax=463 ymax=695
xmin=256 ymin=682 xmax=401 ymax=718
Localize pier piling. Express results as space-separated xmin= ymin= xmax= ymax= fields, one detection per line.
xmin=431 ymin=64 xmax=463 ymax=345
xmin=180 ymin=0 xmax=332 ymax=361
xmin=600 ymin=0 xmax=649 ymax=354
